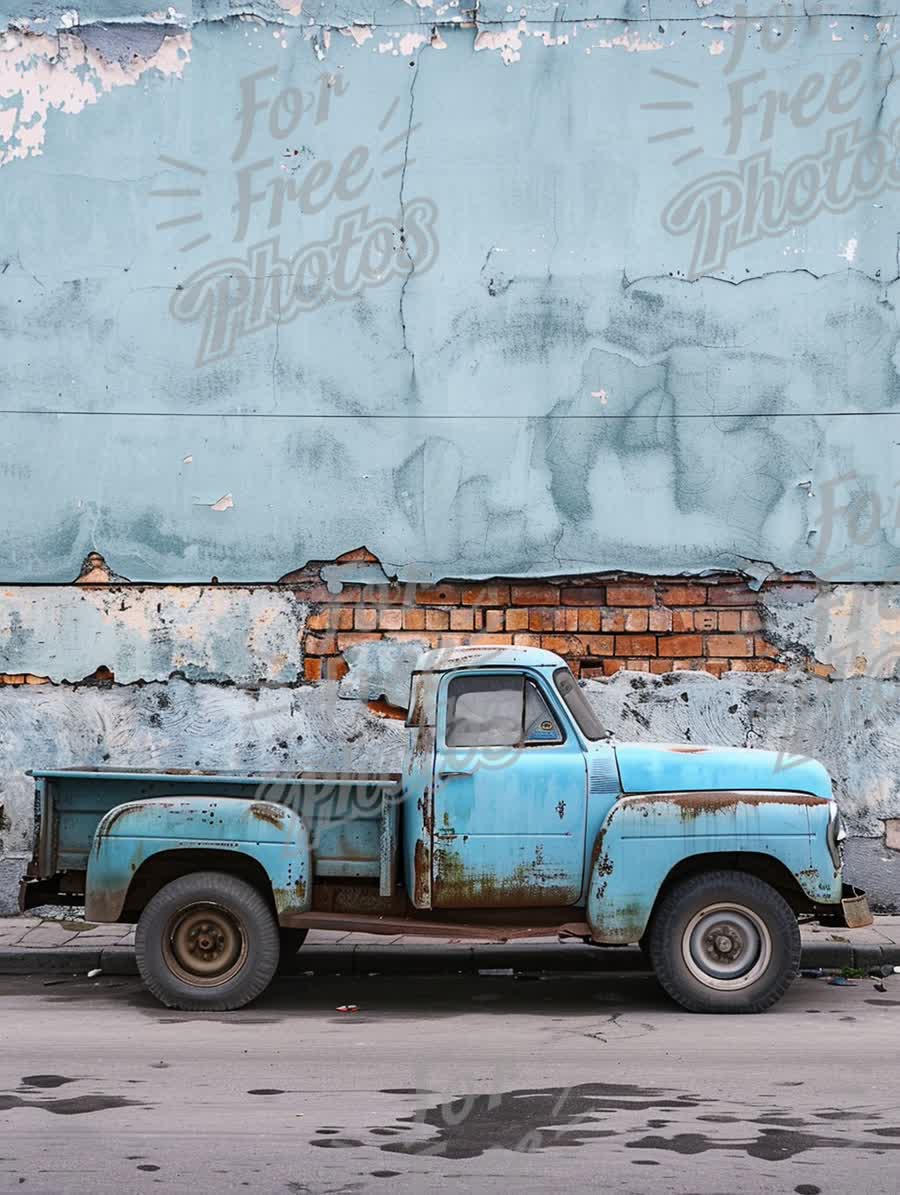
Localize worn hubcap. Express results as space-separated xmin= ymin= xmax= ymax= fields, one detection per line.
xmin=682 ymin=902 xmax=772 ymax=991
xmin=163 ymin=903 xmax=248 ymax=987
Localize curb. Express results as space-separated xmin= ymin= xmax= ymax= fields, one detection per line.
xmin=2 ymin=940 xmax=899 ymax=977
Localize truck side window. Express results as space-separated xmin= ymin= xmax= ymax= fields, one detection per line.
xmin=445 ymin=675 xmax=562 ymax=748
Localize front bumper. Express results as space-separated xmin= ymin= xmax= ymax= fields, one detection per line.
xmin=816 ymin=884 xmax=873 ymax=929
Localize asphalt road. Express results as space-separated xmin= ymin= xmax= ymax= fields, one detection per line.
xmin=1 ymin=969 xmax=899 ymax=1194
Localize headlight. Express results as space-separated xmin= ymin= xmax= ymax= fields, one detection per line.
xmin=826 ymin=800 xmax=847 ymax=870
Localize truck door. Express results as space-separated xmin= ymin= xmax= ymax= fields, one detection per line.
xmin=431 ymin=669 xmax=588 ymax=908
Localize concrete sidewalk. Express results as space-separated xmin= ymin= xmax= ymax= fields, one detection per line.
xmin=1 ymin=914 xmax=900 ymax=977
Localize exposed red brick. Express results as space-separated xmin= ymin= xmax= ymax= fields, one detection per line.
xmin=473 ymin=633 xmax=513 ymax=645
xmin=334 ymin=546 xmax=381 ymax=564
xmin=438 ymin=633 xmax=471 ymax=647
xmin=615 ymin=634 xmax=657 ymax=656
xmin=305 ymin=634 xmax=337 ymax=655
xmin=671 ymin=610 xmax=694 ymax=633
xmin=403 ymin=608 xmax=426 ymax=630
xmin=415 ymin=584 xmax=461 ymax=606
xmin=577 ymin=609 xmax=601 ymax=632
xmin=461 ymin=583 xmax=510 ymax=606
xmin=672 ymin=659 xmax=705 ymax=672
xmin=729 ymin=658 xmax=777 ymax=672
xmin=298 ymin=584 xmax=362 ymax=604
xmin=355 ymin=608 xmax=377 ymax=630
xmin=529 ymin=608 xmax=556 ymax=632
xmin=554 ymin=608 xmax=580 ymax=632
xmin=505 ymin=609 xmax=529 ymax=631
xmin=602 ymin=659 xmax=626 ymax=676
xmin=625 ymin=609 xmax=649 ymax=632
xmin=425 ymin=609 xmax=450 ymax=630
xmin=542 ymin=634 xmax=585 ymax=656
xmin=560 ymin=586 xmax=606 ymax=606
xmin=741 ymin=609 xmax=764 ymax=632
xmin=606 ymin=584 xmax=654 ymax=607
xmin=450 ymin=608 xmax=475 ymax=631
xmin=649 ymin=659 xmax=672 ymax=674
xmin=601 ymin=610 xmax=626 ymax=632
xmin=708 ymin=584 xmax=756 ymax=606
xmin=379 ymin=608 xmax=403 ymax=630
xmin=717 ymin=610 xmax=741 ymax=632
xmin=511 ymin=584 xmax=560 ymax=606
xmin=706 ymin=634 xmax=753 ymax=658
xmin=648 ymin=608 xmax=672 ymax=632
xmin=658 ymin=634 xmax=703 ymax=658
xmin=484 ymin=609 xmax=505 ymax=631
xmin=660 ymin=584 xmax=707 ymax=606
xmin=580 ymin=666 xmax=608 ymax=680
xmin=755 ymin=637 xmax=779 ymax=659
xmin=513 ymin=632 xmax=543 ymax=647
xmin=703 ymin=659 xmax=729 ymax=676
xmin=364 ymin=583 xmax=407 ymax=604
xmin=626 ymin=659 xmax=651 ymax=672
xmin=582 ymin=635 xmax=614 ymax=656
xmin=325 ymin=657 xmax=349 ymax=681
xmin=693 ymin=610 xmax=718 ymax=632
xmin=303 ymin=658 xmax=322 ymax=681
xmin=337 ymin=632 xmax=383 ymax=649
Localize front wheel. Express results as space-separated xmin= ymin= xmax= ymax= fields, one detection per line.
xmin=647 ymin=870 xmax=800 ymax=1014
xmin=135 ymin=871 xmax=280 ymax=1011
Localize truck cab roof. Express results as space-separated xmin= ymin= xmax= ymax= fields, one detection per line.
xmin=415 ymin=645 xmax=566 ymax=673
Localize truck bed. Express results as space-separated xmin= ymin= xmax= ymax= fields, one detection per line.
xmin=29 ymin=767 xmax=402 ymax=883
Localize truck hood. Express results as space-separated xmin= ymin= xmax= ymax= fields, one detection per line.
xmin=613 ymin=743 xmax=832 ymax=800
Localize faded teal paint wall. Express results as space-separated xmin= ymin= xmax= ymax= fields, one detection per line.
xmin=1 ymin=3 xmax=899 ymax=583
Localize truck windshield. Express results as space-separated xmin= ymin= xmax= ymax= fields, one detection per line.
xmin=554 ymin=667 xmax=607 ymax=741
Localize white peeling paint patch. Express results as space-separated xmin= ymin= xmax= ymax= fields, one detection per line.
xmin=591 ymin=29 xmax=666 ymax=53
xmin=276 ymin=0 xmax=304 ymax=15
xmin=0 ymin=28 xmax=191 ymax=169
xmin=709 ymin=39 xmax=725 ymax=56
xmin=209 ymin=493 xmax=234 ymax=512
xmin=839 ymin=237 xmax=858 ymax=264
xmin=474 ymin=21 xmax=526 ymax=64
xmin=342 ymin=24 xmax=374 ymax=47
xmin=399 ymin=32 xmax=429 ymax=55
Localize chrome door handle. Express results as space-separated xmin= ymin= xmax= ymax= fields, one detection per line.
xmin=438 ymin=770 xmax=473 ymax=779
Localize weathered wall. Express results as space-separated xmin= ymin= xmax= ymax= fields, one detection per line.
xmin=3 ymin=2 xmax=900 ymax=909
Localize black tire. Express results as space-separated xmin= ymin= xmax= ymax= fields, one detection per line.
xmin=647 ymin=870 xmax=800 ymax=1014
xmin=135 ymin=871 xmax=280 ymax=1011
xmin=276 ymin=927 xmax=309 ymax=973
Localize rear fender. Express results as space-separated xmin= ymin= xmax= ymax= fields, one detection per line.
xmin=586 ymin=791 xmax=838 ymax=944
xmin=85 ymin=797 xmax=311 ymax=922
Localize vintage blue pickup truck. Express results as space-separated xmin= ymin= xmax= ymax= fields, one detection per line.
xmin=21 ymin=646 xmax=870 ymax=1013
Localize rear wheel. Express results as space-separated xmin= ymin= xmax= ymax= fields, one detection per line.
xmin=135 ymin=871 xmax=279 ymax=1011
xmin=648 ymin=870 xmax=800 ymax=1013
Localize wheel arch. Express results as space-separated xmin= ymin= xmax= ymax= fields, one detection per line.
xmin=85 ymin=796 xmax=312 ymax=923
xmin=645 ymin=850 xmax=814 ymax=937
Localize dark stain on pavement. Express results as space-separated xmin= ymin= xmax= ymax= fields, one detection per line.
xmin=20 ymin=1075 xmax=75 ymax=1088
xmin=627 ymin=1127 xmax=900 ymax=1161
xmin=0 ymin=1094 xmax=144 ymax=1115
xmin=317 ymin=1082 xmax=700 ymax=1159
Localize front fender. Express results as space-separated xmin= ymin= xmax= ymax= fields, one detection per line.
xmin=586 ymin=791 xmax=839 ymax=944
xmin=85 ymin=797 xmax=312 ymax=922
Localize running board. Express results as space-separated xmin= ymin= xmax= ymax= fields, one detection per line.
xmin=279 ymin=911 xmax=593 ymax=941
